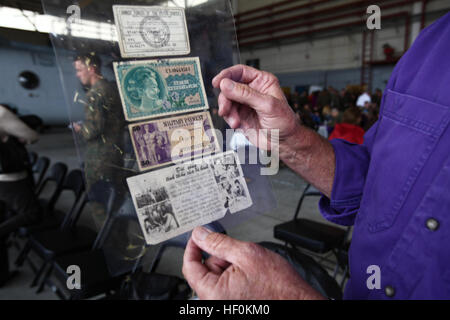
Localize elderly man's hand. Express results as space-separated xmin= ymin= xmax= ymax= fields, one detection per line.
xmin=213 ymin=65 xmax=300 ymax=149
xmin=182 ymin=227 xmax=325 ymax=300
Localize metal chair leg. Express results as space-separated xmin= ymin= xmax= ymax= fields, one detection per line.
xmin=30 ymin=260 xmax=47 ymax=287
xmin=149 ymin=244 xmax=165 ymax=273
xmin=340 ymin=266 xmax=349 ymax=288
xmin=15 ymin=240 xmax=32 ymax=267
xmin=36 ymin=264 xmax=53 ymax=293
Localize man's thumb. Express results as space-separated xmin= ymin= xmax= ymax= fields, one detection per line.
xmin=220 ymin=78 xmax=271 ymax=113
xmin=192 ymin=226 xmax=245 ymax=265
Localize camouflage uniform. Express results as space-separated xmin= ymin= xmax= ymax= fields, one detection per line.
xmin=79 ymin=78 xmax=127 ymax=230
xmin=80 ymin=78 xmax=125 ymax=190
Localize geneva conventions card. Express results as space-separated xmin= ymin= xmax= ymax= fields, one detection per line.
xmin=113 ymin=5 xmax=190 ymax=58
xmin=127 ymin=151 xmax=252 ymax=245
xmin=113 ymin=57 xmax=209 ymax=121
xmin=128 ymin=111 xmax=220 ymax=172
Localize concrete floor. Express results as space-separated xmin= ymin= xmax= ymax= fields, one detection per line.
xmin=0 ymin=128 xmax=346 ymax=299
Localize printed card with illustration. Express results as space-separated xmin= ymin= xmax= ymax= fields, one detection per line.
xmin=113 ymin=57 xmax=209 ymax=121
xmin=127 ymin=151 xmax=252 ymax=245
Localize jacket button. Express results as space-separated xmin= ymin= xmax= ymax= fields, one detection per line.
xmin=426 ymin=218 xmax=439 ymax=231
xmin=385 ymin=285 xmax=395 ymax=298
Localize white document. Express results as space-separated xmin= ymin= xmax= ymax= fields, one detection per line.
xmin=113 ymin=5 xmax=190 ymax=58
xmin=127 ymin=151 xmax=252 ymax=245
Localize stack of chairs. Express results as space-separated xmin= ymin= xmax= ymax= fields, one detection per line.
xmin=18 ymin=153 xmax=231 ymax=300
xmin=15 ymin=152 xmax=149 ymax=299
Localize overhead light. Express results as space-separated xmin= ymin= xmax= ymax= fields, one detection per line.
xmin=188 ymin=0 xmax=209 ymax=6
xmin=0 ymin=6 xmax=117 ymax=41
xmin=0 ymin=1 xmax=209 ymax=41
xmin=167 ymin=0 xmax=209 ymax=7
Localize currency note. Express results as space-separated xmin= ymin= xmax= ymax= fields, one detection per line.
xmin=129 ymin=111 xmax=220 ymax=171
xmin=113 ymin=57 xmax=209 ymax=121
xmin=127 ymin=151 xmax=252 ymax=245
xmin=113 ymin=5 xmax=190 ymax=58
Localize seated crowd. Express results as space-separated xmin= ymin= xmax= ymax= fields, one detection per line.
xmin=287 ymin=85 xmax=382 ymax=145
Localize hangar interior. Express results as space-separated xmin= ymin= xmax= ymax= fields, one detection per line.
xmin=0 ymin=0 xmax=449 ymax=300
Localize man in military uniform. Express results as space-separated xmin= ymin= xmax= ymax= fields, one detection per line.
xmin=72 ymin=53 xmax=125 ymax=228
xmin=73 ymin=53 xmax=125 ymax=192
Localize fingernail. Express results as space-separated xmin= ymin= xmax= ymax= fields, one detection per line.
xmin=222 ymin=79 xmax=234 ymax=91
xmin=195 ymin=226 xmax=211 ymax=241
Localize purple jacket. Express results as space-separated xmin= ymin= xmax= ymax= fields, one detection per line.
xmin=319 ymin=13 xmax=450 ymax=299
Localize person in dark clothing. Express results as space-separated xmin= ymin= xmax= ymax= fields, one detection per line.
xmin=0 ymin=105 xmax=41 ymax=287
xmin=296 ymin=104 xmax=318 ymax=131
xmin=371 ymin=88 xmax=383 ymax=107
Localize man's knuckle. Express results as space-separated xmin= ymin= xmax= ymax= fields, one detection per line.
xmin=238 ymin=84 xmax=252 ymax=99
xmin=261 ymin=71 xmax=278 ymax=84
xmin=265 ymin=96 xmax=277 ymax=112
xmin=209 ymin=233 xmax=227 ymax=251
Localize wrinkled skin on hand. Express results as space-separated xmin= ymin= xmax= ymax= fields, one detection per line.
xmin=182 ymin=227 xmax=325 ymax=300
xmin=181 ymin=65 xmax=328 ymax=300
xmin=212 ymin=65 xmax=301 ymax=150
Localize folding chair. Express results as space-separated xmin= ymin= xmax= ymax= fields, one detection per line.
xmin=28 ymin=152 xmax=38 ymax=167
xmin=7 ymin=158 xmax=56 ymax=252
xmin=26 ymin=192 xmax=97 ymax=289
xmin=15 ymin=169 xmax=86 ymax=267
xmin=32 ymin=156 xmax=50 ymax=190
xmin=35 ymin=162 xmax=68 ymax=214
xmin=35 ymin=185 xmax=137 ymax=299
xmin=274 ymin=184 xmax=350 ymax=281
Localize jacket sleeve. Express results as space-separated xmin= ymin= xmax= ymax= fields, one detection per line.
xmin=81 ymin=91 xmax=105 ymax=141
xmin=318 ymin=121 xmax=378 ymax=226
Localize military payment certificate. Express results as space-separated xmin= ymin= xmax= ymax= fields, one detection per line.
xmin=127 ymin=151 xmax=253 ymax=245
xmin=128 ymin=111 xmax=220 ymax=172
xmin=114 ymin=57 xmax=209 ymax=121
xmin=113 ymin=5 xmax=190 ymax=58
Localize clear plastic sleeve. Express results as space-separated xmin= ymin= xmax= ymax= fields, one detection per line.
xmin=42 ymin=0 xmax=276 ymax=276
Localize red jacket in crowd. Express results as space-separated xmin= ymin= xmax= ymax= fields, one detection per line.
xmin=328 ymin=123 xmax=365 ymax=145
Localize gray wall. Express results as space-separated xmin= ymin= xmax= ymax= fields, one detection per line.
xmin=276 ymin=65 xmax=394 ymax=93
xmin=0 ymin=42 xmax=116 ymax=125
xmin=0 ymin=44 xmax=71 ymax=125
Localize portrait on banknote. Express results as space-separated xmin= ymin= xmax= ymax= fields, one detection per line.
xmin=127 ymin=151 xmax=252 ymax=245
xmin=113 ymin=57 xmax=209 ymax=121
xmin=113 ymin=5 xmax=190 ymax=58
xmin=128 ymin=111 xmax=220 ymax=171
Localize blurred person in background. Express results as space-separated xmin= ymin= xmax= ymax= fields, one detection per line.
xmin=296 ymin=104 xmax=317 ymax=131
xmin=72 ymin=52 xmax=125 ymax=194
xmin=371 ymin=88 xmax=383 ymax=107
xmin=0 ymin=104 xmax=41 ymax=287
xmin=321 ymin=105 xmax=332 ymax=124
xmin=328 ymin=106 xmax=365 ymax=145
xmin=317 ymin=87 xmax=331 ymax=108
xmin=72 ymin=52 xmax=126 ymax=231
xmin=356 ymin=88 xmax=372 ymax=108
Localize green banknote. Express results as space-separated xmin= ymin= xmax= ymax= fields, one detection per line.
xmin=113 ymin=57 xmax=209 ymax=121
